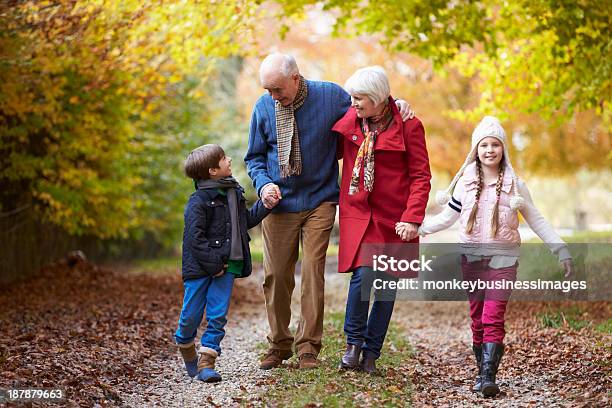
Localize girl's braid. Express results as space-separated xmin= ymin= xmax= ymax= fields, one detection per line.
xmin=491 ymin=161 xmax=505 ymax=237
xmin=466 ymin=158 xmax=484 ymax=235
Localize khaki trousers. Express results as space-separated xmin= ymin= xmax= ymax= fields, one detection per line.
xmin=262 ymin=201 xmax=336 ymax=356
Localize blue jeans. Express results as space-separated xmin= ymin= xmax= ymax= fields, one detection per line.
xmin=175 ymin=273 xmax=235 ymax=355
xmin=343 ymin=267 xmax=397 ymax=360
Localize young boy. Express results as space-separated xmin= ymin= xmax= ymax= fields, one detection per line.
xmin=175 ymin=144 xmax=276 ymax=382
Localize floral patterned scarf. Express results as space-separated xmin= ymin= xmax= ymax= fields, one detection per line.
xmin=349 ymin=102 xmax=393 ymax=195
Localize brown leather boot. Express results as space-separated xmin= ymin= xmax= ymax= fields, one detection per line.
xmin=259 ymin=349 xmax=293 ymax=370
xmin=298 ymin=353 xmax=319 ymax=369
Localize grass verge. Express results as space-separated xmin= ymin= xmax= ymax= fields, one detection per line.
xmin=520 ymin=230 xmax=611 ymax=299
xmin=538 ymin=305 xmax=612 ymax=334
xmin=126 ymin=256 xmax=180 ymax=275
xmin=249 ymin=232 xmax=339 ymax=264
xmin=539 ymin=305 xmax=592 ymax=330
xmin=259 ymin=311 xmax=414 ymax=407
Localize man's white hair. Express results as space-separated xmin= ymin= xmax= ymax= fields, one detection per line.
xmin=344 ymin=66 xmax=390 ymax=106
xmin=259 ymin=53 xmax=299 ymax=80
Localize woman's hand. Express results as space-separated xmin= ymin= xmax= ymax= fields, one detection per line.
xmin=395 ymin=222 xmax=419 ymax=241
xmin=561 ymin=259 xmax=573 ymax=278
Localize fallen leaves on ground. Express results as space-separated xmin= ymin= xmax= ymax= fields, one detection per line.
xmin=400 ymin=301 xmax=611 ymax=407
xmin=0 ymin=259 xmax=259 ymax=407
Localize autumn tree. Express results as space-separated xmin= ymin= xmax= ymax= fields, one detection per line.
xmin=0 ymin=0 xmax=260 ymax=240
xmin=271 ymin=0 xmax=610 ymax=174
xmin=274 ymin=0 xmax=610 ymax=123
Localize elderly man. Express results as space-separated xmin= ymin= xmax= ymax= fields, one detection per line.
xmin=245 ymin=53 xmax=411 ymax=370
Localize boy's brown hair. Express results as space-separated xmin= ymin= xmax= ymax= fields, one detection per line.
xmin=184 ymin=144 xmax=225 ymax=180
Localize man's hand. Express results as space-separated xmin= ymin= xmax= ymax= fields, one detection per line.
xmin=395 ymin=99 xmax=415 ymax=121
xmin=262 ymin=184 xmax=282 ymax=209
xmin=561 ymin=259 xmax=573 ymax=278
xmin=395 ymin=222 xmax=419 ymax=241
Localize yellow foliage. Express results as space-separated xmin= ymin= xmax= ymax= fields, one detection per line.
xmin=1 ymin=0 xmax=262 ymax=238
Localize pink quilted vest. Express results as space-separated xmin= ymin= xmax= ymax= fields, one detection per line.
xmin=458 ymin=163 xmax=521 ymax=245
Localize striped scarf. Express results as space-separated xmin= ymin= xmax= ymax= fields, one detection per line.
xmin=275 ymin=76 xmax=307 ymax=178
xmin=349 ymin=102 xmax=393 ymax=195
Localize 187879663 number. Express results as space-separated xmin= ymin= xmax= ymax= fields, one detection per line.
xmin=0 ymin=388 xmax=65 ymax=402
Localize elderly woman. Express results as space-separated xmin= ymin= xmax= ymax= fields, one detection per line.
xmin=331 ymin=66 xmax=431 ymax=373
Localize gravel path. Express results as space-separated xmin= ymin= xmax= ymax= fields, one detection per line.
xmin=386 ymin=231 xmax=604 ymax=407
xmin=393 ymin=301 xmax=571 ymax=407
xmin=117 ymin=272 xmax=274 ymax=407
xmin=115 ymin=258 xmax=351 ymax=408
xmin=3 ymin=253 xmax=603 ymax=407
xmin=324 ymin=252 xmax=604 ymax=407
xmin=117 ymin=256 xmax=606 ymax=407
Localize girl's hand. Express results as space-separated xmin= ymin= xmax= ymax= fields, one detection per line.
xmin=561 ymin=259 xmax=573 ymax=278
xmin=395 ymin=222 xmax=418 ymax=241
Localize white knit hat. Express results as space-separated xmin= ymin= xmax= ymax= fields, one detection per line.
xmin=436 ymin=116 xmax=525 ymax=210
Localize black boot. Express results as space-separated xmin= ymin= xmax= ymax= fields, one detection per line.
xmin=472 ymin=344 xmax=483 ymax=392
xmin=339 ymin=344 xmax=361 ymax=370
xmin=481 ymin=343 xmax=504 ymax=397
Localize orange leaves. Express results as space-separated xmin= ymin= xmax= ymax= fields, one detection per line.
xmin=2 ymin=1 xmax=262 ymax=240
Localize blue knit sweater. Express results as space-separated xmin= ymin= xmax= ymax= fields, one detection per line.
xmin=245 ymin=80 xmax=351 ymax=213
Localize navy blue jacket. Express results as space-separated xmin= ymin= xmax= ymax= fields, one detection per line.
xmin=181 ymin=186 xmax=269 ymax=281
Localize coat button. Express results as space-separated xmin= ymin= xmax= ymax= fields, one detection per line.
xmin=226 ymin=239 xmax=230 ymax=242
xmin=211 ymin=201 xmax=215 ymax=205
xmin=352 ymin=135 xmax=357 ymax=141
xmin=215 ymin=240 xmax=219 ymax=244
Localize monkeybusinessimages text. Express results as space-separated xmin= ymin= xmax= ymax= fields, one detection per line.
xmin=372 ymin=255 xmax=587 ymax=293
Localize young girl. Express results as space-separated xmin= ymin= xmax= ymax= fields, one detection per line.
xmin=412 ymin=116 xmax=573 ymax=397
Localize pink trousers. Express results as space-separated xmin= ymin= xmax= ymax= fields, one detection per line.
xmin=461 ymin=256 xmax=518 ymax=344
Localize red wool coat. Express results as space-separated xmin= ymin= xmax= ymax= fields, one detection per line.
xmin=331 ymin=98 xmax=431 ymax=273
